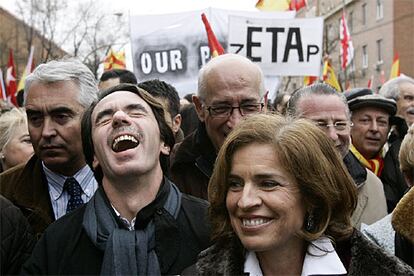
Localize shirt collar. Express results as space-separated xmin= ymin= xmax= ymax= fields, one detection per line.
xmin=43 ymin=163 xmax=96 ymax=200
xmin=244 ymin=237 xmax=347 ymax=276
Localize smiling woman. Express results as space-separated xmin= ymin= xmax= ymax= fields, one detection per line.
xmin=183 ymin=113 xmax=414 ymax=275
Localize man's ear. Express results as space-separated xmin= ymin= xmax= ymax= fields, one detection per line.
xmin=193 ymin=95 xmax=206 ymax=122
xmin=92 ymin=156 xmax=99 ymax=170
xmin=172 ymin=114 xmax=182 ymax=134
xmin=160 ymin=142 xmax=171 ymax=156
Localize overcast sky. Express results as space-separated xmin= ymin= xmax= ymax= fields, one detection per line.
xmin=1 ymin=0 xmax=258 ymax=16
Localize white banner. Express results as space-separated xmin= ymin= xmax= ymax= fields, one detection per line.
xmin=228 ymin=16 xmax=323 ymax=76
xmin=130 ymin=8 xmax=295 ymax=98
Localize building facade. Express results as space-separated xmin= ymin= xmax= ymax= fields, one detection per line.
xmin=0 ymin=7 xmax=66 ymax=81
xmin=280 ymin=0 xmax=413 ymax=96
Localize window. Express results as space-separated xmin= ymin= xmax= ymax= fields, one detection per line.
xmin=349 ymin=11 xmax=353 ymax=33
xmin=377 ymin=39 xmax=383 ymax=63
xmin=362 ymin=45 xmax=368 ymax=68
xmin=362 ymin=3 xmax=367 ymax=25
xmin=376 ymin=0 xmax=384 ymax=19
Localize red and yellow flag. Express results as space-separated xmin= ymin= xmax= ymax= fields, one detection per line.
xmin=304 ymin=76 xmax=317 ymax=86
xmin=389 ymin=53 xmax=400 ymax=80
xmin=256 ymin=0 xmax=290 ymax=11
xmin=201 ymin=13 xmax=225 ymax=58
xmin=104 ymin=49 xmax=126 ymax=71
xmin=322 ymin=60 xmax=341 ymax=92
xmin=17 ymin=45 xmax=35 ymax=92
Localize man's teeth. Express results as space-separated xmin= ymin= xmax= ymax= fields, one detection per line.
xmin=243 ymin=218 xmax=270 ymax=226
xmin=112 ymin=135 xmax=138 ymax=149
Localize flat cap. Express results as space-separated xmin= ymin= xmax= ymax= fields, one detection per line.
xmin=344 ymin=88 xmax=397 ymax=116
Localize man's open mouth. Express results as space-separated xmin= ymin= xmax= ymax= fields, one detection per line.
xmin=112 ymin=135 xmax=139 ymax=152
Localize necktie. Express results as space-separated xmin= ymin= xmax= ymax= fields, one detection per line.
xmin=64 ymin=177 xmax=84 ymax=213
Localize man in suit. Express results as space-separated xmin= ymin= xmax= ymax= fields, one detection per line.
xmin=22 ymin=84 xmax=210 ymax=275
xmin=0 ymin=58 xmax=99 ymax=237
xmin=287 ymin=83 xmax=387 ymax=229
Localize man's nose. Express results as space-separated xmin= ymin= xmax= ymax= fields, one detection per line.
xmin=369 ymin=121 xmax=379 ymax=132
xmin=325 ymin=126 xmax=339 ymax=142
xmin=226 ymin=107 xmax=243 ymax=129
xmin=41 ymin=117 xmax=57 ymax=138
xmin=112 ymin=110 xmax=131 ymax=128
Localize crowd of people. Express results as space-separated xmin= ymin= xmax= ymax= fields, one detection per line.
xmin=0 ymin=54 xmax=413 ymax=275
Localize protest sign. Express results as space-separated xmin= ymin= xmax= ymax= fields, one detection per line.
xmin=228 ymin=16 xmax=323 ymax=76
xmin=130 ymin=8 xmax=296 ymax=97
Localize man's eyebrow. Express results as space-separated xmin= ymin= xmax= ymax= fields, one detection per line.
xmin=94 ymin=103 xmax=148 ymax=124
xmin=125 ymin=103 xmax=148 ymax=113
xmin=49 ymin=106 xmax=76 ymax=115
xmin=26 ymin=109 xmax=42 ymax=116
xmin=95 ymin=108 xmax=114 ymax=124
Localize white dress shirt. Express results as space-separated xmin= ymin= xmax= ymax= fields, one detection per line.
xmin=44 ymin=163 xmax=98 ymax=219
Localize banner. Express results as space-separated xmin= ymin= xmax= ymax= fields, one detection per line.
xmin=130 ymin=8 xmax=295 ymax=98
xmin=228 ymin=16 xmax=323 ymax=76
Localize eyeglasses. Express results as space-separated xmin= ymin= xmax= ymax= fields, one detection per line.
xmin=314 ymin=121 xmax=353 ymax=132
xmin=206 ymin=103 xmax=264 ymax=118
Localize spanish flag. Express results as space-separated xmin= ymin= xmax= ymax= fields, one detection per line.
xmin=201 ymin=13 xmax=225 ymax=58
xmin=389 ymin=53 xmax=400 ymax=80
xmin=17 ymin=45 xmax=35 ymax=92
xmin=104 ymin=49 xmax=126 ymax=71
xmin=322 ymin=60 xmax=341 ymax=92
xmin=255 ymin=0 xmax=290 ymax=11
xmin=304 ymin=76 xmax=317 ymax=86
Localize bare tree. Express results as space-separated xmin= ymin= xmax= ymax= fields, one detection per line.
xmin=14 ymin=0 xmax=127 ymax=76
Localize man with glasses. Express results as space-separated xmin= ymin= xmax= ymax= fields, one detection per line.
xmin=170 ymin=54 xmax=267 ymax=200
xmin=287 ymin=83 xmax=387 ymax=229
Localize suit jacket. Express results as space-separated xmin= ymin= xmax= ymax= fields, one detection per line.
xmin=343 ymin=152 xmax=387 ymax=229
xmin=0 ymin=155 xmax=55 ymax=238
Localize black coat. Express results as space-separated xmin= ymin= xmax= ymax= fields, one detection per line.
xmin=170 ymin=123 xmax=216 ymax=200
xmin=0 ymin=195 xmax=36 ymax=275
xmin=22 ymin=188 xmax=211 ymax=275
xmin=381 ymin=139 xmax=409 ymax=213
xmin=184 ymin=230 xmax=414 ymax=275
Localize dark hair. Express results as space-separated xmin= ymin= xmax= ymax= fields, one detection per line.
xmin=183 ymin=93 xmax=194 ymax=103
xmin=138 ymin=79 xmax=180 ymax=118
xmin=209 ymin=113 xmax=357 ymax=244
xmin=81 ymin=83 xmax=174 ymax=182
xmin=180 ymin=104 xmax=199 ymax=136
xmin=100 ymin=69 xmax=137 ymax=84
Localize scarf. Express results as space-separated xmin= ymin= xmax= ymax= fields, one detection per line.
xmin=82 ymin=179 xmax=182 ymax=276
xmin=350 ymin=144 xmax=384 ymax=176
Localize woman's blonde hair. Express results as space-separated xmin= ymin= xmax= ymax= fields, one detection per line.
xmin=209 ymin=113 xmax=357 ymax=243
xmin=0 ymin=108 xmax=28 ymax=152
xmin=399 ymin=124 xmax=414 ymax=177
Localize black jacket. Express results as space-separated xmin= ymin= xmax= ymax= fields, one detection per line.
xmin=22 ymin=184 xmax=211 ymax=275
xmin=170 ymin=123 xmax=216 ymax=200
xmin=381 ymin=139 xmax=409 ymax=213
xmin=0 ymin=195 xmax=36 ymax=275
xmin=184 ymin=230 xmax=414 ymax=275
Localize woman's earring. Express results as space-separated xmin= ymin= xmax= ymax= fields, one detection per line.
xmin=306 ymin=212 xmax=314 ymax=232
